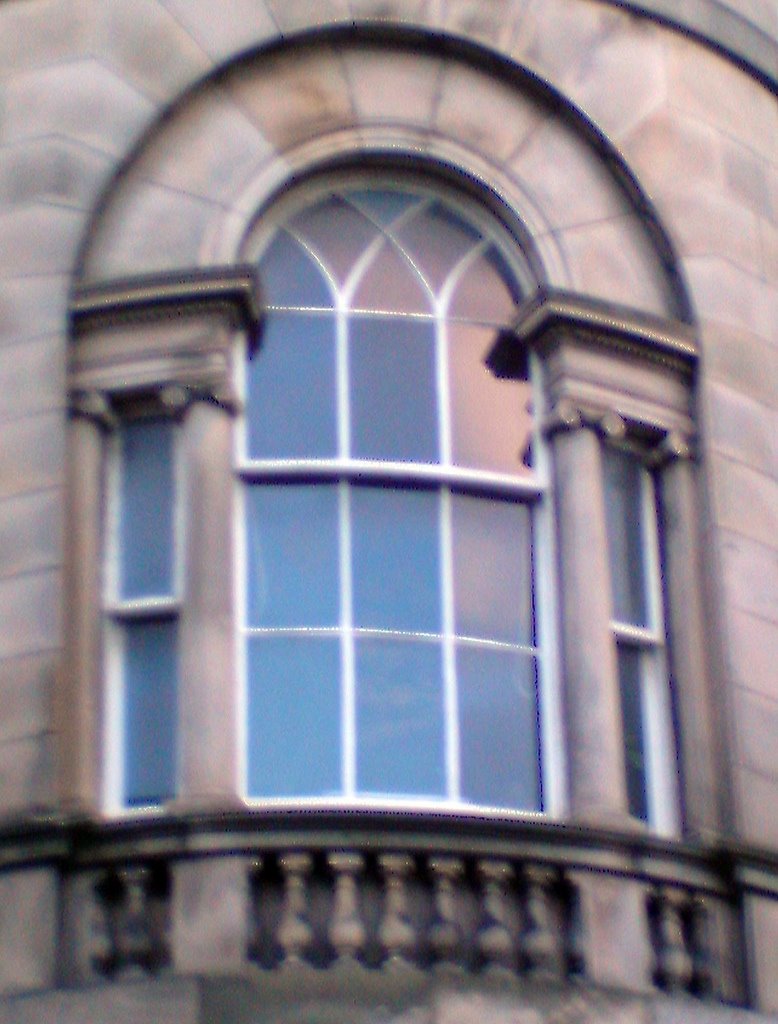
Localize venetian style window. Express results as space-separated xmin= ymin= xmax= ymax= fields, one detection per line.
xmin=237 ymin=180 xmax=555 ymax=812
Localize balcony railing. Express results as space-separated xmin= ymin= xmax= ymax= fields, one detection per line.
xmin=2 ymin=809 xmax=776 ymax=1004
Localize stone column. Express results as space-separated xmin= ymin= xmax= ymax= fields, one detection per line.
xmin=551 ymin=420 xmax=629 ymax=823
xmin=659 ymin=448 xmax=720 ymax=838
xmin=58 ymin=397 xmax=109 ymax=811
xmin=176 ymin=397 xmax=239 ymax=804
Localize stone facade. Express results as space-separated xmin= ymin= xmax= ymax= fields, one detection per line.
xmin=0 ymin=0 xmax=776 ymax=1021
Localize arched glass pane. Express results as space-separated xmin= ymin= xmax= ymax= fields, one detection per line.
xmin=452 ymin=493 xmax=533 ymax=645
xmin=348 ymin=189 xmax=420 ymax=226
xmin=351 ymin=240 xmax=431 ymax=314
xmin=394 ymin=200 xmax=481 ymax=293
xmin=447 ymin=322 xmax=534 ymax=476
xmin=247 ymin=635 xmax=341 ymax=798
xmin=449 ymin=244 xmax=521 ymax=324
xmin=246 ymin=312 xmax=337 ymax=459
xmin=351 ymin=486 xmax=441 ymax=633
xmin=260 ymin=230 xmax=332 ymax=308
xmin=290 ymin=195 xmax=379 ymax=287
xmin=245 ymin=484 xmax=339 ymax=628
xmin=349 ymin=315 xmax=438 ymax=462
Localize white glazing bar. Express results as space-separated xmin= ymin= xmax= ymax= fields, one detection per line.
xmin=339 ymin=480 xmax=356 ymax=798
xmin=439 ymin=488 xmax=460 ymax=801
xmin=102 ymin=621 xmax=124 ymax=814
xmin=235 ymin=469 xmax=249 ymax=801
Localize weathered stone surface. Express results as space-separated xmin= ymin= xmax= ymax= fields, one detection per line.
xmin=173 ymin=858 xmax=249 ymax=973
xmin=0 ymin=733 xmax=53 ymax=812
xmin=158 ymin=0 xmax=277 ymax=62
xmin=0 ymin=277 xmax=68 ymax=345
xmin=621 ymin=108 xmax=724 ymax=193
xmin=738 ymin=767 xmax=778 ymax=849
xmin=266 ymin=0 xmax=352 ymax=31
xmin=0 ymin=0 xmax=92 ymax=78
xmin=701 ymin=324 xmax=778 ymax=411
xmin=0 ymin=571 xmax=60 ymax=661
xmin=746 ymin=896 xmax=778 ymax=1014
xmin=0 ymin=487 xmax=62 ymax=582
xmin=711 ymin=455 xmax=778 ymax=549
xmin=706 ymin=383 xmax=778 ymax=481
xmin=439 ymin=0 xmax=528 ymax=49
xmin=0 ymin=869 xmax=57 ymax=996
xmin=684 ymin=258 xmax=772 ymax=339
xmin=734 ymin=687 xmax=778 ymax=781
xmin=0 ymin=205 xmax=84 ymax=277
xmin=725 ymin=608 xmax=778 ymax=704
xmin=0 ymin=978 xmax=201 ymax=1024
xmin=343 ymin=47 xmax=442 ymax=129
xmin=0 ymin=413 xmax=64 ymax=501
xmin=0 ymin=337 xmax=64 ymax=424
xmin=350 ymin=0 xmax=432 ymax=25
xmin=0 ymin=650 xmax=55 ymax=744
xmin=0 ymin=138 xmax=113 ymax=212
xmin=717 ymin=530 xmax=778 ymax=625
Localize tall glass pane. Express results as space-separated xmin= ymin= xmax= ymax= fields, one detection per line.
xmin=351 ymin=486 xmax=441 ymax=633
xmin=247 ymin=635 xmax=341 ymax=798
xmin=603 ymin=448 xmax=649 ymax=626
xmin=617 ymin=643 xmax=648 ymax=821
xmin=245 ymin=484 xmax=339 ymax=628
xmin=447 ymin=323 xmax=534 ymax=476
xmin=452 ymin=494 xmax=533 ymax=645
xmin=356 ymin=637 xmax=445 ymax=797
xmin=246 ymin=312 xmax=337 ymax=459
xmin=457 ymin=646 xmax=540 ymax=811
xmin=349 ymin=316 xmax=438 ymax=463
xmin=123 ymin=619 xmax=177 ymax=806
xmin=119 ymin=420 xmax=174 ymax=600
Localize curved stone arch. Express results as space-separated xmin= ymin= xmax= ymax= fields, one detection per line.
xmin=74 ymin=27 xmax=693 ymax=323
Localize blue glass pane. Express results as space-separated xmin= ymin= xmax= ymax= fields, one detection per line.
xmin=259 ymin=230 xmax=332 ymax=308
xmin=349 ymin=316 xmax=438 ymax=462
xmin=246 ymin=485 xmax=339 ymax=628
xmin=457 ymin=646 xmax=540 ymax=811
xmin=617 ymin=643 xmax=648 ymax=821
xmin=123 ymin=619 xmax=177 ymax=806
xmin=356 ymin=637 xmax=445 ymax=798
xmin=452 ymin=494 xmax=533 ymax=645
xmin=247 ymin=635 xmax=341 ymax=798
xmin=347 ymin=189 xmax=419 ymax=226
xmin=351 ymin=486 xmax=441 ymax=633
xmin=247 ymin=312 xmax=337 ymax=459
xmin=603 ymin=448 xmax=649 ymax=626
xmin=119 ymin=420 xmax=174 ymax=600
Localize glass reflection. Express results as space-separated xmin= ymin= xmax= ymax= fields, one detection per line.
xmin=291 ymin=196 xmax=379 ymax=287
xmin=119 ymin=420 xmax=174 ymax=600
xmin=457 ymin=646 xmax=540 ymax=811
xmin=247 ymin=312 xmax=338 ymax=460
xmin=452 ymin=494 xmax=533 ymax=645
xmin=124 ymin=619 xmax=177 ymax=806
xmin=260 ymin=230 xmax=332 ymax=308
xmin=617 ymin=643 xmax=648 ymax=821
xmin=348 ymin=190 xmax=420 ymax=226
xmin=394 ymin=200 xmax=481 ymax=293
xmin=356 ymin=636 xmax=445 ymax=797
xmin=246 ymin=485 xmax=339 ymax=628
xmin=247 ymin=635 xmax=341 ymax=797
xmin=447 ymin=322 xmax=534 ymax=476
xmin=349 ymin=316 xmax=438 ymax=463
xmin=351 ymin=486 xmax=441 ymax=633
xmin=449 ymin=244 xmax=521 ymax=325
xmin=603 ymin=448 xmax=649 ymax=626
xmin=351 ymin=241 xmax=431 ymax=314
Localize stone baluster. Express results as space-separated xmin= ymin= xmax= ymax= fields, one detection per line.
xmin=519 ymin=865 xmax=559 ymax=977
xmin=328 ymin=853 xmax=366 ymax=964
xmin=378 ymin=854 xmax=416 ymax=967
xmin=428 ymin=857 xmax=465 ymax=967
xmin=476 ymin=860 xmax=515 ymax=970
xmin=93 ymin=865 xmax=169 ymax=976
xmin=688 ymin=894 xmax=714 ymax=998
xmin=651 ymin=887 xmax=693 ymax=993
xmin=278 ymin=853 xmax=314 ymax=966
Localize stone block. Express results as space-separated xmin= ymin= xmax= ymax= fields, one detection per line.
xmin=721 ymin=136 xmax=771 ymax=217
xmin=621 ymin=109 xmax=723 ymax=194
xmin=0 ymin=138 xmax=113 ymax=212
xmin=739 ymin=766 xmax=778 ymax=849
xmin=718 ymin=530 xmax=778 ymax=625
xmin=0 ymin=336 xmax=64 ymax=425
xmin=95 ymin=0 xmax=213 ymax=102
xmin=0 ymin=486 xmax=62 ymax=587
xmin=759 ymin=215 xmax=778 ymax=287
xmin=266 ymin=0 xmax=352 ymax=31
xmin=129 ymin=88 xmax=272 ymax=205
xmin=684 ymin=257 xmax=772 ymax=339
xmin=0 ymin=651 xmax=55 ymax=744
xmin=226 ymin=47 xmax=354 ymax=154
xmin=510 ymin=114 xmax=629 ymax=230
xmin=747 ymin=896 xmax=778 ymax=1014
xmin=557 ymin=214 xmax=675 ymax=317
xmin=654 ymin=184 xmax=762 ymax=279
xmin=0 ymin=0 xmax=91 ymax=78
xmin=0 ymin=978 xmax=201 ymax=1024
xmin=711 ymin=455 xmax=778 ymax=549
xmin=0 ymin=205 xmax=84 ymax=277
xmin=733 ymin=687 xmax=778 ymax=782
xmin=158 ymin=0 xmax=277 ymax=63
xmin=435 ymin=61 xmax=542 ymax=165
xmin=0 ymin=733 xmax=54 ymax=813
xmin=0 ymin=413 xmax=64 ymax=501
xmin=701 ymin=323 xmax=778 ymax=411
xmin=1 ymin=60 xmax=155 ymax=156
xmin=343 ymin=47 xmax=442 ymax=130
xmin=0 ymin=277 xmax=68 ymax=346
xmin=0 ymin=869 xmax=57 ymax=995
xmin=725 ymin=608 xmax=778 ymax=704
xmin=705 ymin=383 xmax=778 ymax=481
xmin=0 ymin=571 xmax=60 ymax=661
xmin=440 ymin=0 xmax=527 ymax=50
xmin=172 ymin=857 xmax=250 ymax=973
xmin=351 ymin=0 xmax=431 ymax=25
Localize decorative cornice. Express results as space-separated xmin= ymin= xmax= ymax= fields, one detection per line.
xmin=487 ymin=289 xmax=698 ymax=381
xmin=70 ymin=266 xmax=263 ymax=350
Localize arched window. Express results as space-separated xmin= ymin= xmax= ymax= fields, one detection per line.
xmin=236 ymin=178 xmax=554 ymax=811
